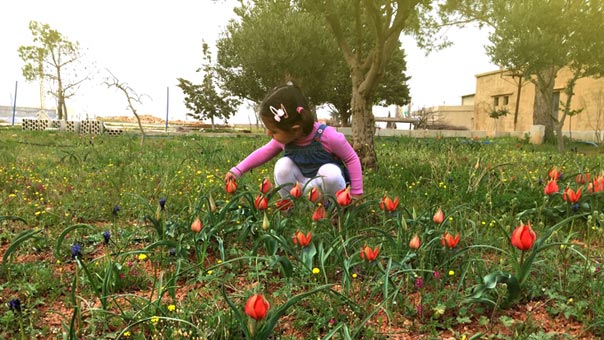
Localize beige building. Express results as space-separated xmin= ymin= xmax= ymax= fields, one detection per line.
xmin=423 ymin=105 xmax=474 ymax=130
xmin=473 ymin=68 xmax=604 ymax=139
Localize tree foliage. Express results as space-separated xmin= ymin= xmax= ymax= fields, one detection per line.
xmin=18 ymin=21 xmax=87 ymax=121
xmin=178 ymin=42 xmax=240 ymax=129
xmin=216 ymin=0 xmax=415 ymax=164
xmin=444 ymin=0 xmax=604 ymax=150
xmin=299 ymin=0 xmax=427 ymax=169
xmin=215 ymin=0 xmax=342 ymax=105
xmin=216 ymin=0 xmax=411 ymax=128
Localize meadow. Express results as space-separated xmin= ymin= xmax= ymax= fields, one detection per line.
xmin=1 ymin=127 xmax=603 ymax=339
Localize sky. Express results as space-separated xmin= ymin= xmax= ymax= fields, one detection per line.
xmin=0 ymin=0 xmax=498 ymax=123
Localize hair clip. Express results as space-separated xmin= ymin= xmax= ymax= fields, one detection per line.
xmin=270 ymin=104 xmax=289 ymax=122
xmin=296 ymin=106 xmax=304 ymax=114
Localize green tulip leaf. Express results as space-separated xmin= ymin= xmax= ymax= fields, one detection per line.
xmin=257 ymin=284 xmax=333 ymax=339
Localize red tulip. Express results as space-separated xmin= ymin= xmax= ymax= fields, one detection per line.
xmin=409 ymin=234 xmax=421 ymax=250
xmin=441 ymin=231 xmax=460 ymax=249
xmin=259 ymin=178 xmax=272 ymax=194
xmin=576 ymin=173 xmax=590 ymax=184
xmin=335 ymin=187 xmax=352 ymax=207
xmin=433 ymin=208 xmax=445 ymax=224
xmin=563 ymin=186 xmax=582 ymax=203
xmin=360 ymin=245 xmax=379 ymax=262
xmin=275 ymin=199 xmax=293 ymax=211
xmin=290 ymin=182 xmax=303 ymax=198
xmin=312 ymin=205 xmax=326 ymax=221
xmin=191 ymin=217 xmax=203 ymax=233
xmin=544 ymin=179 xmax=559 ymax=195
xmin=254 ymin=195 xmax=268 ymax=211
xmin=292 ymin=230 xmax=312 ymax=247
xmin=510 ymin=222 xmax=536 ymax=251
xmin=589 ymin=176 xmax=604 ymax=193
xmin=380 ymin=195 xmax=399 ymax=212
xmin=548 ymin=166 xmax=561 ymax=180
xmin=244 ymin=294 xmax=270 ymax=320
xmin=226 ymin=178 xmax=237 ymax=194
xmin=308 ymin=187 xmax=322 ymax=203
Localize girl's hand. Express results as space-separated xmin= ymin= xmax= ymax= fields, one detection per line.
xmin=224 ymin=172 xmax=237 ymax=183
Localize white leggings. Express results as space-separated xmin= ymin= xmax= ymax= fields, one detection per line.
xmin=274 ymin=157 xmax=346 ymax=198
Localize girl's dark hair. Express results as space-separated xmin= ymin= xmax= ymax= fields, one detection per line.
xmin=259 ymin=83 xmax=315 ymax=135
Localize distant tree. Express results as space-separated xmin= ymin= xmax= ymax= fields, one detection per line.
xmin=18 ymin=21 xmax=87 ymax=121
xmin=444 ymin=0 xmax=604 ymax=151
xmin=178 ymin=42 xmax=239 ymax=130
xmin=104 ymin=71 xmax=147 ymax=146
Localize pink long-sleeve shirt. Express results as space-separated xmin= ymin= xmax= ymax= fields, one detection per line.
xmin=230 ymin=122 xmax=363 ymax=195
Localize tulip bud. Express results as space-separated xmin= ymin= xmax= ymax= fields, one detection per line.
xmin=262 ymin=213 xmax=270 ymax=230
xmin=225 ymin=178 xmax=237 ymax=194
xmin=208 ymin=192 xmax=217 ymax=213
xmin=191 ymin=217 xmax=203 ymax=233
xmin=335 ymin=187 xmax=352 ymax=207
xmin=308 ymin=187 xmax=322 ymax=203
xmin=312 ymin=205 xmax=326 ymax=221
xmin=433 ymin=208 xmax=445 ymax=224
xmin=544 ymin=179 xmax=559 ymax=195
xmin=244 ymin=294 xmax=270 ymax=320
xmin=548 ymin=166 xmax=561 ymax=180
xmin=254 ymin=195 xmax=269 ymax=211
xmin=259 ymin=178 xmax=272 ymax=194
xmin=409 ymin=234 xmax=421 ymax=250
xmin=290 ymin=182 xmax=303 ymax=198
xmin=510 ymin=221 xmax=536 ymax=251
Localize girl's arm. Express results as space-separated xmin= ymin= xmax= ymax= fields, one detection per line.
xmin=228 ymin=139 xmax=284 ymax=178
xmin=322 ymin=129 xmax=363 ymax=196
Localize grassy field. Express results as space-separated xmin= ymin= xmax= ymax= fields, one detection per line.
xmin=1 ymin=127 xmax=604 ymax=339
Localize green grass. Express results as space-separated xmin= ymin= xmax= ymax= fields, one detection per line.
xmin=1 ymin=127 xmax=604 ymax=339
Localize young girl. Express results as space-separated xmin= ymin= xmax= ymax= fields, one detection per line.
xmin=225 ymin=83 xmax=363 ymax=200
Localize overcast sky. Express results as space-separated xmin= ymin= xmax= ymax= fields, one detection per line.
xmin=0 ymin=0 xmax=497 ymax=122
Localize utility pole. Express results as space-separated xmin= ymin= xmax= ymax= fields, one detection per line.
xmin=11 ymin=81 xmax=18 ymax=126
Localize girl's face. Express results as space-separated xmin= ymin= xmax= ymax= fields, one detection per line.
xmin=263 ymin=120 xmax=301 ymax=144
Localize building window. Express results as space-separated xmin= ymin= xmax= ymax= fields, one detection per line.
xmin=494 ymin=96 xmax=499 ymax=107
xmin=503 ymin=96 xmax=509 ymax=105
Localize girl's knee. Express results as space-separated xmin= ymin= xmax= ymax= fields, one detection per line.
xmin=317 ymin=164 xmax=345 ymax=187
xmin=274 ymin=157 xmax=297 ymax=181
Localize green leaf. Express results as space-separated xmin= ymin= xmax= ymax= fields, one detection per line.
xmin=55 ymin=223 xmax=95 ymax=260
xmin=257 ymin=284 xmax=333 ymax=339
xmin=2 ymin=228 xmax=43 ymax=266
xmin=221 ymin=285 xmax=251 ymax=339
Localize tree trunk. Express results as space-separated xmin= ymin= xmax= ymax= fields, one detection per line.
xmin=350 ymin=82 xmax=377 ymax=170
xmin=532 ymin=67 xmax=557 ymax=143
xmin=56 ymin=67 xmax=65 ymax=121
xmin=513 ymin=76 xmax=523 ymax=130
xmin=335 ymin=103 xmax=351 ymax=127
xmin=62 ymin=101 xmax=68 ymax=121
xmin=555 ymin=76 xmax=579 ymax=152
